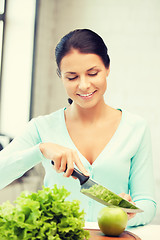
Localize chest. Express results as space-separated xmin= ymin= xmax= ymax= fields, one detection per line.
xmin=66 ymin=120 xmax=121 ymax=164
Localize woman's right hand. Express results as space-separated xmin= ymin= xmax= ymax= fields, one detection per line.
xmin=39 ymin=142 xmax=89 ymax=178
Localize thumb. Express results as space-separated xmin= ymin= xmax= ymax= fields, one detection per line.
xmin=74 ymin=159 xmax=90 ymax=176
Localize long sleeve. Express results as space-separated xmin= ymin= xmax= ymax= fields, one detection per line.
xmin=0 ymin=119 xmax=45 ymax=190
xmin=127 ymin=122 xmax=157 ymax=227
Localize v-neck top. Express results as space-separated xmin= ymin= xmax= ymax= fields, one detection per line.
xmin=0 ymin=108 xmax=156 ymax=227
xmin=63 ymin=108 xmax=124 ymax=165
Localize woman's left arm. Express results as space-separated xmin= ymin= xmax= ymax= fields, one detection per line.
xmin=127 ymin=122 xmax=157 ymax=227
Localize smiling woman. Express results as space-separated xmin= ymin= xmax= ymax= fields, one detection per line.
xmin=55 ymin=28 xmax=110 ymax=106
xmin=60 ymin=49 xmax=109 ymax=109
xmin=0 ymin=29 xmax=157 ymax=228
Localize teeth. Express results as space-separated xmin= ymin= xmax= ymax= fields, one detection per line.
xmin=79 ymin=92 xmax=93 ymax=97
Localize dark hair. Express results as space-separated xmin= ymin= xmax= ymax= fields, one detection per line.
xmin=55 ymin=29 xmax=110 ymax=77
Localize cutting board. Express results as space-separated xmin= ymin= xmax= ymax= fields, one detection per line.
xmin=88 ymin=229 xmax=141 ymax=240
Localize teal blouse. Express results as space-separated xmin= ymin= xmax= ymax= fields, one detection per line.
xmin=0 ymin=108 xmax=157 ymax=227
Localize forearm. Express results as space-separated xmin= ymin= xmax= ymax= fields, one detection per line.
xmin=127 ymin=199 xmax=157 ymax=227
xmin=0 ymin=144 xmax=44 ymax=190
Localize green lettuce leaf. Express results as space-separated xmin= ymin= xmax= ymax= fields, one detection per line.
xmin=0 ymin=185 xmax=89 ymax=239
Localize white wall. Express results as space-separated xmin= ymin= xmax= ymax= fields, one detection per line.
xmin=33 ymin=0 xmax=160 ymax=224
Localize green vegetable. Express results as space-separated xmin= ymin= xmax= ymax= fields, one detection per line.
xmin=81 ymin=184 xmax=138 ymax=209
xmin=97 ymin=206 xmax=128 ymax=236
xmin=0 ymin=185 xmax=89 ymax=240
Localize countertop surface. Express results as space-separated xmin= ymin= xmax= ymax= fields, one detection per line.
xmin=85 ymin=222 xmax=160 ymax=240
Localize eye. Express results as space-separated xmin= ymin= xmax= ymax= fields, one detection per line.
xmin=88 ymin=72 xmax=98 ymax=77
xmin=67 ymin=76 xmax=78 ymax=80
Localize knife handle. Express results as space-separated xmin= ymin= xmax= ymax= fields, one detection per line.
xmin=51 ymin=160 xmax=89 ymax=185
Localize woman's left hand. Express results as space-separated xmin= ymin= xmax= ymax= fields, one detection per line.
xmin=119 ymin=193 xmax=136 ymax=220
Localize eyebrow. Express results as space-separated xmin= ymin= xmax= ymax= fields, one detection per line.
xmin=65 ymin=71 xmax=77 ymax=74
xmin=86 ymin=66 xmax=99 ymax=72
xmin=64 ymin=66 xmax=99 ymax=75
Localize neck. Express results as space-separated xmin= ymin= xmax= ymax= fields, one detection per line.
xmin=67 ymin=99 xmax=108 ymax=124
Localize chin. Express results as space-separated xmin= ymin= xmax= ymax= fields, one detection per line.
xmin=75 ymin=100 xmax=101 ymax=110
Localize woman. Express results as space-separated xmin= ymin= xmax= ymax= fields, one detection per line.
xmin=0 ymin=29 xmax=156 ymax=226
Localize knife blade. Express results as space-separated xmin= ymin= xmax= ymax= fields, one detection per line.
xmin=51 ymin=161 xmax=143 ymax=213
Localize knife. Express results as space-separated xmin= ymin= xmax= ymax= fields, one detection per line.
xmin=51 ymin=161 xmax=143 ymax=213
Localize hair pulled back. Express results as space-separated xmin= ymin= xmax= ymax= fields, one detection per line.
xmin=55 ymin=29 xmax=110 ymax=77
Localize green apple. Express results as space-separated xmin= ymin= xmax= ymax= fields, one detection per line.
xmin=97 ymin=206 xmax=128 ymax=236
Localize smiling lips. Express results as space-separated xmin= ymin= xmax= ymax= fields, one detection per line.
xmin=77 ymin=90 xmax=97 ymax=99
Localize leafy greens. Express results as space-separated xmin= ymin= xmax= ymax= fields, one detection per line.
xmin=0 ymin=185 xmax=89 ymax=239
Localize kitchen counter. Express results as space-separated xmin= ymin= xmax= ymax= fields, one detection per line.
xmin=85 ymin=222 xmax=160 ymax=239
xmin=129 ymin=225 xmax=160 ymax=240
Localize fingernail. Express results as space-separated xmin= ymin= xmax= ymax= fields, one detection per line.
xmin=85 ymin=172 xmax=90 ymax=176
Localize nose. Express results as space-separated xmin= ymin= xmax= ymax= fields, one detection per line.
xmin=78 ymin=76 xmax=90 ymax=91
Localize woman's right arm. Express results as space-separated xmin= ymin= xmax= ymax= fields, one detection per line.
xmin=0 ymin=119 xmax=89 ymax=189
xmin=0 ymin=119 xmax=44 ymax=189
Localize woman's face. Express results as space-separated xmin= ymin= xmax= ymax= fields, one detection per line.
xmin=60 ymin=49 xmax=110 ymax=109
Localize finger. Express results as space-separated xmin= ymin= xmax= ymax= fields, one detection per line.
xmin=63 ymin=151 xmax=74 ymax=177
xmin=72 ymin=176 xmax=77 ymax=179
xmin=119 ymin=193 xmax=125 ymax=198
xmin=128 ymin=213 xmax=136 ymax=220
xmin=125 ymin=195 xmax=132 ymax=202
xmin=120 ymin=193 xmax=132 ymax=202
xmin=53 ymin=155 xmax=62 ymax=172
xmin=58 ymin=155 xmax=67 ymax=173
xmin=73 ymin=151 xmax=90 ymax=176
